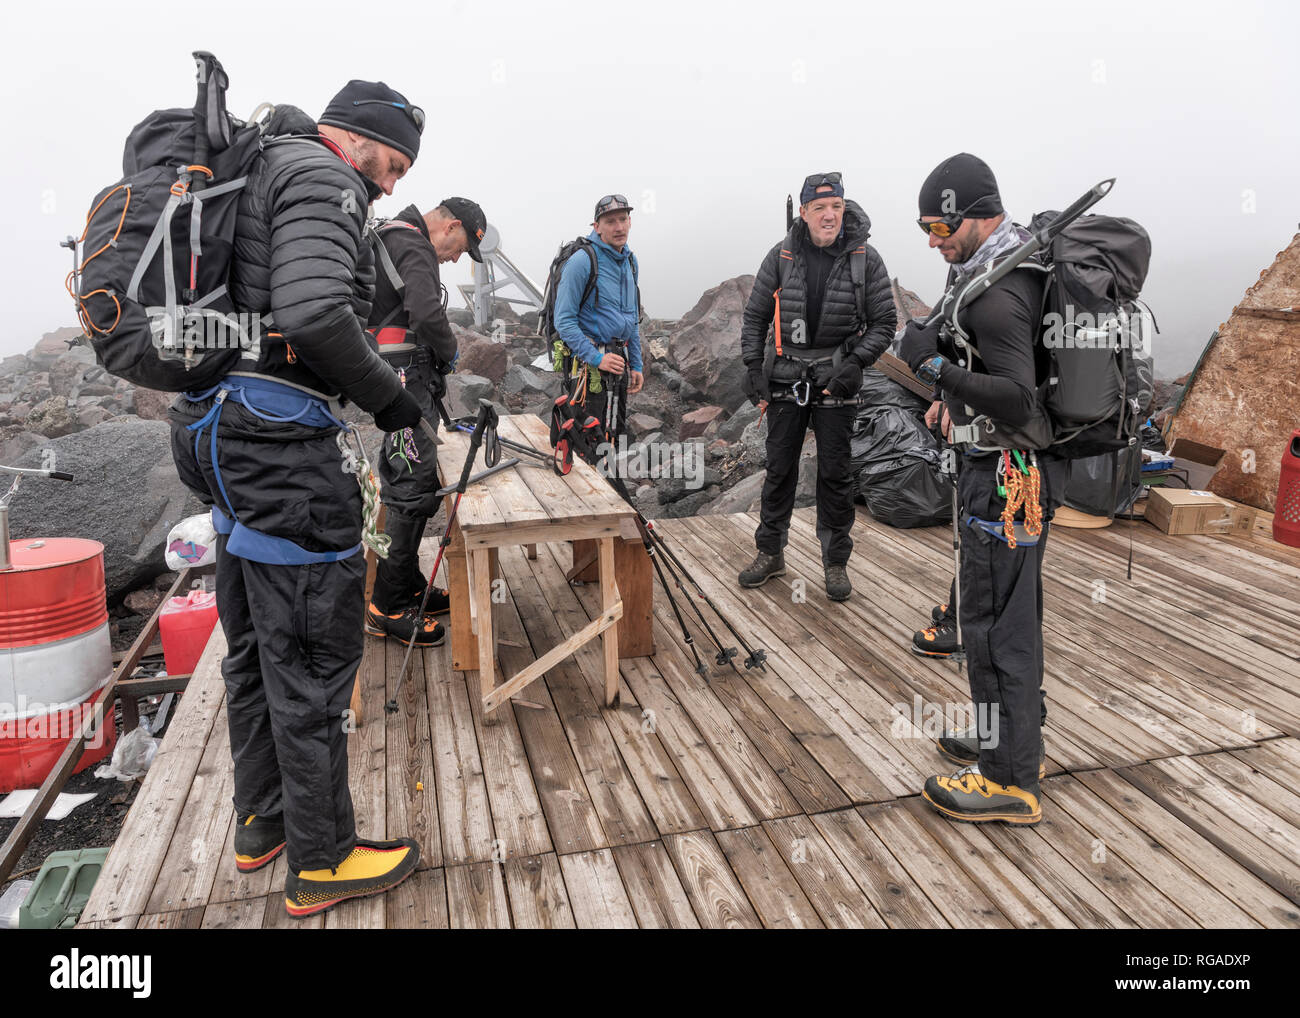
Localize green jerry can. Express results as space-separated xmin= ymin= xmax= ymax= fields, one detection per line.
xmin=19 ymin=847 xmax=111 ymax=929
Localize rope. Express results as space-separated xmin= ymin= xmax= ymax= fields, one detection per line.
xmin=337 ymin=425 xmax=390 ymax=559
xmin=1000 ymin=451 xmax=1043 ymax=550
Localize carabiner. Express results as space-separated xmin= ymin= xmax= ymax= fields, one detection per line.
xmin=793 ymin=379 xmax=811 ymax=407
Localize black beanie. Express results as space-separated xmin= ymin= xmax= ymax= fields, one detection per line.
xmin=318 ymin=80 xmax=422 ymax=163
xmin=918 ymin=153 xmax=1003 ymax=219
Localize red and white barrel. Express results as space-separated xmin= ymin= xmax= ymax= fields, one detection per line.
xmin=0 ymin=538 xmax=116 ymax=793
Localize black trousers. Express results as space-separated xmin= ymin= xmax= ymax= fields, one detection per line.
xmin=755 ymin=399 xmax=857 ymax=565
xmin=374 ymin=354 xmax=444 ymax=613
xmin=170 ymin=403 xmax=364 ymax=872
xmin=957 ymin=453 xmax=1066 ymax=790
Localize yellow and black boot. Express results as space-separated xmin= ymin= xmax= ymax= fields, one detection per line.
xmin=284 ymin=837 xmax=421 ymax=918
xmin=922 ymin=766 xmax=1042 ymax=825
xmin=234 ymin=812 xmax=286 ymax=873
xmin=937 ymin=727 xmax=1046 ymax=780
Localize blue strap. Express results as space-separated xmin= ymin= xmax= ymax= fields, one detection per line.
xmin=964 ymin=515 xmax=1041 ymax=547
xmin=182 ymin=378 xmax=361 ymax=566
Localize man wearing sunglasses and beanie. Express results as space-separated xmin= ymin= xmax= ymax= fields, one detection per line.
xmin=365 ymin=197 xmax=488 ymax=647
xmin=738 ymin=172 xmax=896 ymax=601
xmin=169 ymin=80 xmax=429 ymax=917
xmin=552 ymin=194 xmax=644 ymax=443
xmin=898 ymin=152 xmax=1067 ymax=825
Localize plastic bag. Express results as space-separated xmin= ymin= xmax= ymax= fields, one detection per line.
xmin=850 ymin=402 xmax=952 ymax=528
xmin=165 ymin=512 xmax=218 ymax=569
xmin=94 ymin=720 xmax=158 ymax=782
xmin=1063 ymin=447 xmax=1142 ymax=518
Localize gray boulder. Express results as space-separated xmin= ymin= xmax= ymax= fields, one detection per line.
xmin=718 ymin=401 xmax=759 ymax=442
xmin=10 ymin=418 xmax=204 ymax=603
xmin=445 ymin=373 xmax=495 ymax=418
xmin=666 ymin=276 xmax=753 ymax=412
xmin=26 ymin=397 xmax=81 ymax=438
xmin=703 ymin=471 xmax=765 ymax=515
xmin=501 ymin=365 xmax=561 ymax=399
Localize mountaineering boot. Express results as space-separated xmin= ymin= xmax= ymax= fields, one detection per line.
xmin=937 ymin=726 xmax=1047 ymax=780
xmin=912 ymin=617 xmax=962 ymax=658
xmin=931 ymin=603 xmax=949 ymax=624
xmin=364 ymin=602 xmax=446 ymax=646
xmin=738 ymin=551 xmax=785 ymax=588
xmin=922 ymin=766 xmax=1042 ymax=825
xmin=824 ymin=564 xmax=852 ymax=602
xmin=234 ymin=812 xmax=285 ymax=873
xmin=411 ymin=576 xmax=452 ymax=616
xmin=284 ymin=837 xmax=420 ymax=918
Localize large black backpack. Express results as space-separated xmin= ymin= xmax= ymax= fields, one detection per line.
xmin=63 ymin=52 xmax=270 ymax=392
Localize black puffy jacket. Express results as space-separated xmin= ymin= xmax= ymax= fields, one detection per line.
xmin=740 ymin=201 xmax=896 ymax=375
xmin=226 ymin=105 xmax=403 ymax=414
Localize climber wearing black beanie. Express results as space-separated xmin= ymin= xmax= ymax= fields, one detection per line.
xmin=916 ymin=152 xmax=1004 ymax=221
xmin=318 ymin=80 xmax=424 ymax=199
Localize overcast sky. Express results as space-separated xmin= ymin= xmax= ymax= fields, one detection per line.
xmin=3 ymin=0 xmax=1296 ymax=377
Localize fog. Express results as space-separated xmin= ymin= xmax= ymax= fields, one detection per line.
xmin=3 ymin=0 xmax=1295 ymax=378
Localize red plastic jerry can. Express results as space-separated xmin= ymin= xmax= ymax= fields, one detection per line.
xmin=158 ymin=589 xmax=219 ymax=676
xmin=1274 ymin=429 xmax=1300 ymax=548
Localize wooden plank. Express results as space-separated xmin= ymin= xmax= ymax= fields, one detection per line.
xmin=512 ymin=413 xmax=630 ymax=520
xmin=446 ymin=521 xmax=477 ymax=671
xmin=761 ymin=815 xmax=886 ymax=928
xmin=1171 ymin=747 xmax=1300 ymax=841
xmin=611 ymin=841 xmax=701 ymax=928
xmin=201 ymin=898 xmax=265 ymax=929
xmin=385 ymin=640 xmax=444 ymax=870
xmin=385 ymin=867 xmax=450 ymax=929
xmin=446 ymin=861 xmax=512 ymax=928
xmin=145 ymin=703 xmax=235 ymax=913
xmin=1047 ymin=774 xmax=1260 ymax=927
xmin=428 ymin=664 xmax=497 ymax=866
xmin=713 ymin=826 xmax=824 ymax=928
xmin=136 ymin=908 xmax=204 ymax=929
xmin=262 ymin=891 xmax=323 ymax=929
xmin=473 ymin=547 xmax=497 ymax=702
xmin=557 ymin=848 xmax=640 ymax=928
xmin=79 ymin=915 xmax=140 ymax=929
xmin=661 ymin=829 xmax=762 ymax=929
xmin=496 ymin=414 xmax=593 ymax=521
xmin=809 ymin=808 xmax=950 ymax=928
xmin=859 ymin=800 xmax=1012 ymax=928
xmin=208 ymin=813 xmax=274 ymax=905
xmin=503 ymin=854 xmax=577 ymax=929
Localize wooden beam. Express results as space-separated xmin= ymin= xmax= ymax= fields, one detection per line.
xmin=874 ymin=352 xmax=935 ymax=402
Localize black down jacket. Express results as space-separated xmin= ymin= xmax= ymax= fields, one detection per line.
xmin=740 ymin=200 xmax=897 ymax=374
xmin=226 ymin=105 xmax=403 ymax=414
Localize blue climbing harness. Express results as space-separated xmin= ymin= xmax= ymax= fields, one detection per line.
xmin=184 ymin=374 xmax=362 ymax=565
xmin=964 ymin=515 xmax=1042 ymax=547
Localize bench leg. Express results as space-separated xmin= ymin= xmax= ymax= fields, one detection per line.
xmin=599 ymin=537 xmax=620 ymax=708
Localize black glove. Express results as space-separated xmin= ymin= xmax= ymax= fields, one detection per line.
xmin=374 ymin=387 xmax=423 ymax=433
xmin=743 ymin=365 xmax=770 ymax=406
xmin=899 ymin=318 xmax=944 ymax=373
xmin=824 ymin=358 xmax=864 ymax=399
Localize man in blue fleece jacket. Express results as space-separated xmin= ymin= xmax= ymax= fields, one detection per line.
xmin=553 ymin=194 xmax=644 ymax=437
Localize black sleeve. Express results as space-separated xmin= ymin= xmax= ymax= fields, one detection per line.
xmin=387 ymin=231 xmax=458 ymax=369
xmin=740 ymin=243 xmax=782 ymax=368
xmin=265 ymin=157 xmax=403 ymax=413
xmin=848 ymin=244 xmax=897 ymax=368
xmin=938 ymin=275 xmax=1040 ymax=427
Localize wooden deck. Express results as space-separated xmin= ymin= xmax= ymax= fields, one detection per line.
xmin=78 ymin=506 xmax=1300 ymax=928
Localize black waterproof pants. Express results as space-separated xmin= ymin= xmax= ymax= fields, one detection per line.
xmin=374 ymin=354 xmax=443 ymax=613
xmin=170 ymin=400 xmax=364 ymax=872
xmin=957 ymin=453 xmax=1066 ymax=790
xmin=755 ymin=399 xmax=857 ymax=565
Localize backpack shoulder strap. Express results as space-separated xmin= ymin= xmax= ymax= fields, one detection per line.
xmin=579 ymin=240 xmax=600 ymax=310
xmin=850 ymin=245 xmax=867 ymax=323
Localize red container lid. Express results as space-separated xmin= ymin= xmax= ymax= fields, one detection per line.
xmin=0 ymin=538 xmax=108 ymax=648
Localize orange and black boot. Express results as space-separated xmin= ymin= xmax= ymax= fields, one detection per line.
xmin=912 ymin=618 xmax=962 ymax=658
xmin=234 ymin=812 xmax=285 ymax=873
xmin=922 ymin=766 xmax=1042 ymax=825
xmin=364 ymin=602 xmax=446 ymax=646
xmin=937 ymin=727 xmax=1046 ymax=780
xmin=284 ymin=837 xmax=421 ymax=918
xmin=411 ymin=581 xmax=452 ymax=616
xmin=930 ymin=603 xmax=949 ymax=624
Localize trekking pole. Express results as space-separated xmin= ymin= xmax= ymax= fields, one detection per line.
xmin=648 ymin=531 xmax=740 ymax=676
xmin=386 ymin=400 xmax=496 ymax=714
xmin=941 ymin=434 xmax=965 ymax=662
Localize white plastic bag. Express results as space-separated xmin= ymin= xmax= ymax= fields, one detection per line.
xmin=94 ymin=720 xmax=159 ymax=782
xmin=165 ymin=513 xmax=218 ymax=570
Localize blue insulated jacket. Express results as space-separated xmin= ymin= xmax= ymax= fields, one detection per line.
xmin=553 ymin=231 xmax=642 ymax=371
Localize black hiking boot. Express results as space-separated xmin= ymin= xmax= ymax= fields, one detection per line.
xmin=284 ymin=837 xmax=420 ymax=918
xmin=937 ymin=726 xmax=1046 ymax=780
xmin=410 ymin=581 xmax=452 ymax=616
xmin=739 ymin=551 xmax=785 ymax=588
xmin=931 ymin=602 xmax=950 ymax=624
xmin=234 ymin=812 xmax=286 ymax=873
xmin=922 ymin=766 xmax=1042 ymax=825
xmin=912 ymin=618 xmax=962 ymax=658
xmin=824 ymin=564 xmax=851 ymax=602
xmin=365 ymin=602 xmax=446 ymax=646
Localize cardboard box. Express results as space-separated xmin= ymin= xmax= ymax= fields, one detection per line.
xmin=1145 ymin=487 xmax=1258 ymax=537
xmin=1167 ymin=438 xmax=1227 ymax=492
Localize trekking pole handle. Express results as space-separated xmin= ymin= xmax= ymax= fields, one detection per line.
xmin=456 ymin=400 xmax=496 ymax=494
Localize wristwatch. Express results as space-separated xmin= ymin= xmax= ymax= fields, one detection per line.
xmin=915 ymin=354 xmax=947 ymax=389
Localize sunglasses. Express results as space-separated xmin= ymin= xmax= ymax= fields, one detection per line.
xmin=917 ymin=193 xmax=996 ymax=238
xmin=351 ymin=99 xmax=425 ymax=134
xmin=802 ymin=171 xmax=843 ymax=191
xmin=595 ymin=194 xmax=630 ymax=216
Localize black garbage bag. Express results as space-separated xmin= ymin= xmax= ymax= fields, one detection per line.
xmin=851 ymin=382 xmax=953 ymax=528
xmin=1063 ymin=446 xmax=1142 ymax=517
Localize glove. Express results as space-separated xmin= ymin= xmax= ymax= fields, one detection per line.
xmin=743 ymin=365 xmax=770 ymax=406
xmin=374 ymin=387 xmax=423 ymax=433
xmin=899 ymin=318 xmax=943 ymax=373
xmin=824 ymin=358 xmax=864 ymax=399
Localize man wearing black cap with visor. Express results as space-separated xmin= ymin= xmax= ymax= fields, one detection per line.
xmin=737 ymin=172 xmax=896 ymax=601
xmin=899 ymin=152 xmax=1067 ymax=825
xmin=364 ymin=196 xmax=488 ymax=646
xmin=169 ymin=79 xmax=429 ymax=917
